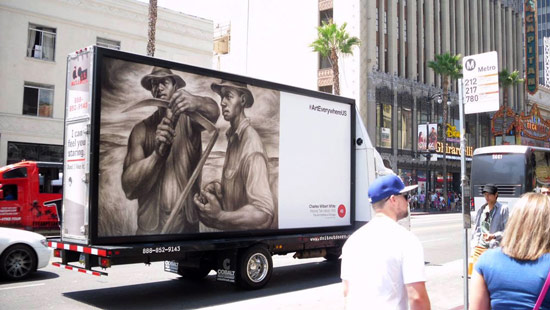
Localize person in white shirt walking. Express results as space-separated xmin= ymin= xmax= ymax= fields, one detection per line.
xmin=341 ymin=174 xmax=431 ymax=310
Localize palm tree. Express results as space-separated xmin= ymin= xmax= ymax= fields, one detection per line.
xmin=310 ymin=21 xmax=360 ymax=95
xmin=428 ymin=53 xmax=463 ymax=207
xmin=498 ymin=69 xmax=524 ymax=110
xmin=498 ymin=69 xmax=524 ymax=138
xmin=147 ymin=0 xmax=158 ymax=57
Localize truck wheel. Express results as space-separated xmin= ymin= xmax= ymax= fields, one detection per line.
xmin=178 ymin=266 xmax=211 ymax=280
xmin=238 ymin=245 xmax=272 ymax=290
xmin=0 ymin=244 xmax=37 ymax=280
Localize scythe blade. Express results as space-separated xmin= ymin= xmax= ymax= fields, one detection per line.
xmin=122 ymin=98 xmax=170 ymax=113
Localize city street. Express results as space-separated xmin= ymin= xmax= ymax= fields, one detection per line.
xmin=0 ymin=213 xmax=471 ymax=310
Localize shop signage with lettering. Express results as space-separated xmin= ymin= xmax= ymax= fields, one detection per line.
xmin=435 ymin=142 xmax=473 ymax=157
xmin=525 ymin=0 xmax=539 ymax=95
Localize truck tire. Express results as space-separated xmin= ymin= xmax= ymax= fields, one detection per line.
xmin=0 ymin=244 xmax=37 ymax=281
xmin=237 ymin=245 xmax=272 ymax=290
xmin=177 ymin=266 xmax=211 ymax=280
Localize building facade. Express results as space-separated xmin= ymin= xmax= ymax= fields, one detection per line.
xmin=319 ymin=0 xmax=526 ymax=196
xmin=0 ymin=0 xmax=213 ymax=166
xmin=539 ymin=0 xmax=550 ymax=86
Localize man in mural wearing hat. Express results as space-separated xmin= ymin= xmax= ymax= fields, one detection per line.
xmin=121 ymin=67 xmax=219 ymax=234
xmin=340 ymin=174 xmax=430 ymax=310
xmin=193 ymin=80 xmax=275 ymax=231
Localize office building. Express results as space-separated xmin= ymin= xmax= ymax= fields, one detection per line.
xmin=0 ymin=0 xmax=213 ymax=165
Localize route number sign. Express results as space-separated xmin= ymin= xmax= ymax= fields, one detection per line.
xmin=462 ymin=51 xmax=499 ymax=114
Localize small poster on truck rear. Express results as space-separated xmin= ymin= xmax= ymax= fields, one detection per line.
xmin=63 ymin=121 xmax=89 ymax=240
xmin=66 ymin=48 xmax=92 ymax=120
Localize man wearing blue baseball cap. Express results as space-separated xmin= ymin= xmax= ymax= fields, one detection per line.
xmin=341 ymin=175 xmax=431 ymax=310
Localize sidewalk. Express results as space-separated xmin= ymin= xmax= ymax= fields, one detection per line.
xmin=411 ymin=210 xmax=463 ymax=216
xmin=425 ymin=259 xmax=469 ymax=310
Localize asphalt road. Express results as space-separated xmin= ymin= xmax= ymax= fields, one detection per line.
xmin=0 ymin=213 xmax=471 ymax=310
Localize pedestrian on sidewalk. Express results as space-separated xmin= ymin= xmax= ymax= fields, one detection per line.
xmin=340 ymin=175 xmax=431 ymax=310
xmin=469 ymin=184 xmax=509 ymax=276
xmin=470 ymin=192 xmax=550 ymax=309
xmin=419 ymin=191 xmax=426 ymax=211
xmin=472 ymin=184 xmax=509 ymax=246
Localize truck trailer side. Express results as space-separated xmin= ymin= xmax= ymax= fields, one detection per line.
xmin=49 ymin=46 xmax=390 ymax=289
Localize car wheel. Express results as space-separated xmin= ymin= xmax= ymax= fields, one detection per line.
xmin=237 ymin=245 xmax=272 ymax=290
xmin=0 ymin=244 xmax=37 ymax=281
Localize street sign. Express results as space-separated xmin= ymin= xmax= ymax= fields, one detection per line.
xmin=462 ymin=51 xmax=500 ymax=114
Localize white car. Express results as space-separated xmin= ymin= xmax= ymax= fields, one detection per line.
xmin=0 ymin=227 xmax=51 ymax=280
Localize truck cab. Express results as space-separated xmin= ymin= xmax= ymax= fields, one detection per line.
xmin=0 ymin=161 xmax=62 ymax=231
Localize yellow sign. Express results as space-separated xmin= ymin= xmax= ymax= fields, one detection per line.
xmin=435 ymin=142 xmax=473 ymax=157
xmin=446 ymin=124 xmax=460 ymax=139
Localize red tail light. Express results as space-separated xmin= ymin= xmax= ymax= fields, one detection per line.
xmin=99 ymin=257 xmax=111 ymax=268
xmin=53 ymin=249 xmax=61 ymax=258
xmin=470 ymin=197 xmax=474 ymax=211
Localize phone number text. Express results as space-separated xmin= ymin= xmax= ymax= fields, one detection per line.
xmin=142 ymin=246 xmax=181 ymax=254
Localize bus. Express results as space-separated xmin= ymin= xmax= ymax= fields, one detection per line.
xmin=470 ymin=145 xmax=550 ymax=213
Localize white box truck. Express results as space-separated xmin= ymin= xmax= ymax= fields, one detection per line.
xmin=48 ymin=46 xmax=392 ymax=289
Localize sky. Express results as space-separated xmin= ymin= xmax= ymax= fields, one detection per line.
xmin=137 ymin=0 xmax=238 ymax=23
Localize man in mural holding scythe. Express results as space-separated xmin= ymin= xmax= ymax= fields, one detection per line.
xmin=121 ymin=67 xmax=219 ymax=234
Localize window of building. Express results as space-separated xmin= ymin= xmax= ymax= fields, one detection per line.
xmin=96 ymin=37 xmax=120 ymax=50
xmin=376 ymin=45 xmax=379 ymax=70
xmin=398 ymin=168 xmax=415 ymax=187
xmin=384 ymin=11 xmax=387 ymax=34
xmin=465 ymin=114 xmax=476 ymax=149
xmin=376 ymin=7 xmax=379 ymax=29
xmin=479 ymin=114 xmax=491 ymax=147
xmin=384 ymin=46 xmax=389 ymax=73
xmin=319 ymin=54 xmax=332 ymax=69
xmin=7 ymin=142 xmax=63 ymax=164
xmin=377 ymin=103 xmax=393 ymax=148
xmin=318 ymin=9 xmax=333 ymax=70
xmin=27 ymin=23 xmax=56 ymax=61
xmin=398 ymin=105 xmax=413 ymax=150
xmin=417 ymin=99 xmax=430 ymax=126
xmin=433 ymin=101 xmax=444 ymax=128
xmin=318 ymin=85 xmax=332 ymax=94
xmin=404 ymin=8 xmax=407 ymax=42
xmin=23 ymin=83 xmax=54 ymax=117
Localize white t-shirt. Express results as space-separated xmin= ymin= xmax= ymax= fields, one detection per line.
xmin=341 ymin=214 xmax=426 ymax=310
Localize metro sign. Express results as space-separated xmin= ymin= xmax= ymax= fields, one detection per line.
xmin=462 ymin=51 xmax=500 ymax=114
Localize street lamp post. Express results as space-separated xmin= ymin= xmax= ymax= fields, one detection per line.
xmin=423 ymin=93 xmax=442 ymax=210
xmin=441 ymin=95 xmax=448 ymax=211
xmin=426 ymin=93 xmax=450 ymax=209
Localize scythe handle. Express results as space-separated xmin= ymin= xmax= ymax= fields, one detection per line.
xmin=161 ymin=112 xmax=218 ymax=234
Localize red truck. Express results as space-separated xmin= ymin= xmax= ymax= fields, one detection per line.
xmin=0 ymin=161 xmax=62 ymax=231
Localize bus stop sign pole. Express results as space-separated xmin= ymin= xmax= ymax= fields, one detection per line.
xmin=461 ymin=51 xmax=500 ymax=309
xmin=458 ymin=78 xmax=470 ymax=309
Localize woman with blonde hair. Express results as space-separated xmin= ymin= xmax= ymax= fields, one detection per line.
xmin=470 ymin=192 xmax=550 ymax=310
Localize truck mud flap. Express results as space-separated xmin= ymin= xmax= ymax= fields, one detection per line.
xmin=216 ymin=250 xmax=238 ymax=283
xmin=164 ymin=260 xmax=178 ymax=274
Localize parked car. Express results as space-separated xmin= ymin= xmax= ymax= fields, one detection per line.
xmin=0 ymin=227 xmax=51 ymax=280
